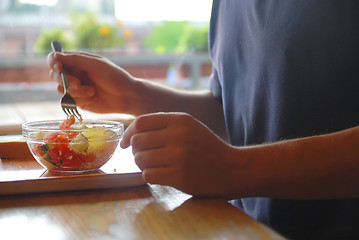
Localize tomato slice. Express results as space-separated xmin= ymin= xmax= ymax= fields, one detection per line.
xmin=62 ymin=151 xmax=83 ymax=168
xmin=47 ymin=146 xmax=62 ymax=167
xmin=59 ymin=115 xmax=76 ymax=129
xmin=56 ymin=134 xmax=69 ymax=152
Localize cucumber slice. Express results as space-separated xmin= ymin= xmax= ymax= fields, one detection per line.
xmin=70 ymin=133 xmax=89 ymax=153
xmin=40 ymin=144 xmax=49 ymax=153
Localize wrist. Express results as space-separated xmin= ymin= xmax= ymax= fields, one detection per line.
xmin=120 ymin=77 xmax=153 ymax=116
xmin=219 ymin=146 xmax=254 ymax=199
xmin=222 ymin=145 xmax=273 ymax=199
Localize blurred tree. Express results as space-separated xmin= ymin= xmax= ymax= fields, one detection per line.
xmin=145 ymin=21 xmax=208 ymax=54
xmin=34 ymin=12 xmax=125 ymax=54
xmin=69 ymin=12 xmax=124 ymax=50
xmin=145 ymin=21 xmax=189 ymax=54
xmin=177 ymin=25 xmax=208 ymax=53
xmin=34 ymin=28 xmax=73 ymax=55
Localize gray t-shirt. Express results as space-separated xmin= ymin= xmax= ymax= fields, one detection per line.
xmin=209 ymin=0 xmax=359 ymax=239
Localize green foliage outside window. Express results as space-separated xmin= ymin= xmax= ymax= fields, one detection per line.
xmin=34 ymin=28 xmax=74 ymax=55
xmin=177 ymin=24 xmax=209 ymax=53
xmin=35 ymin=15 xmax=209 ymax=55
xmin=34 ymin=12 xmax=124 ymax=54
xmin=69 ymin=12 xmax=124 ymax=50
xmin=145 ymin=21 xmax=209 ymax=54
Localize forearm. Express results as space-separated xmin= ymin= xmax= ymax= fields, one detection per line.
xmin=134 ymin=78 xmax=228 ymax=139
xmin=228 ymin=126 xmax=359 ymax=199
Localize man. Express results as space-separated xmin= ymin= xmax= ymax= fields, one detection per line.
xmin=48 ymin=1 xmax=359 ymax=238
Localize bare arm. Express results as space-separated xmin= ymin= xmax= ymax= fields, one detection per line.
xmin=121 ymin=112 xmax=359 ymax=199
xmin=227 ymin=125 xmax=359 ymax=199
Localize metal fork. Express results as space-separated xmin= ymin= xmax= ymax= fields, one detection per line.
xmin=51 ymin=40 xmax=83 ymax=122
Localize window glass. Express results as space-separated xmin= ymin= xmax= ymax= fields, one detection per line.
xmin=0 ymin=0 xmax=212 ymax=104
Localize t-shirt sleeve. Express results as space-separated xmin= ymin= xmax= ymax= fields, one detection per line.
xmin=209 ymin=68 xmax=222 ymax=103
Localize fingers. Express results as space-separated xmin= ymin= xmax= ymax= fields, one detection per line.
xmin=133 ymin=145 xmax=180 ymax=187
xmin=47 ymin=52 xmax=59 ymax=71
xmin=48 ymin=51 xmax=97 ymax=97
xmin=122 ymin=114 xmax=177 ymax=185
xmin=120 ymin=112 xmax=196 ymax=149
xmin=48 ymin=52 xmax=98 ymax=80
xmin=49 ymin=52 xmax=104 ymax=71
xmin=131 ymin=129 xmax=167 ymax=152
xmin=53 ymin=71 xmax=95 ymax=96
xmin=57 ymin=84 xmax=64 ymax=94
xmin=65 ymin=51 xmax=103 ymax=59
xmin=120 ymin=113 xmax=171 ymax=148
xmin=69 ymin=86 xmax=96 ymax=97
xmin=142 ymin=167 xmax=179 ymax=186
xmin=51 ymin=70 xmax=79 ymax=87
xmin=48 ymin=51 xmax=97 ymax=69
xmin=50 ymin=69 xmax=61 ymax=83
xmin=134 ymin=148 xmax=169 ymax=170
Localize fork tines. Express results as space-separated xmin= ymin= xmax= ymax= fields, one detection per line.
xmin=62 ymin=105 xmax=83 ymax=122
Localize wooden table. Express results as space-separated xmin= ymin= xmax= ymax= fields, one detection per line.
xmin=0 ymin=150 xmax=286 ymax=240
xmin=0 ymin=185 xmax=285 ymax=240
xmin=0 ymin=102 xmax=286 ymax=239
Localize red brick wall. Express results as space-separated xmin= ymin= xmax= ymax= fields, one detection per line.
xmin=0 ymin=67 xmax=50 ymax=83
xmin=0 ymin=63 xmax=212 ymax=84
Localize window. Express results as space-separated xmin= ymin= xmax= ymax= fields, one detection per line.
xmin=0 ymin=0 xmax=212 ymax=104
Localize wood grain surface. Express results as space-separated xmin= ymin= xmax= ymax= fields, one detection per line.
xmin=0 ymin=185 xmax=286 ymax=240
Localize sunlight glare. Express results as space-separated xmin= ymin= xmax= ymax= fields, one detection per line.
xmin=19 ymin=0 xmax=58 ymax=7
xmin=115 ymin=0 xmax=212 ymax=22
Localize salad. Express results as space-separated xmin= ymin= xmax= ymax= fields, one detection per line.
xmin=27 ymin=116 xmax=120 ymax=172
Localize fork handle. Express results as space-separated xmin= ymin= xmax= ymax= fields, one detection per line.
xmin=51 ymin=40 xmax=70 ymax=93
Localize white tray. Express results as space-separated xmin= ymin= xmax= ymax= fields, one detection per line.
xmin=0 ymin=146 xmax=145 ymax=195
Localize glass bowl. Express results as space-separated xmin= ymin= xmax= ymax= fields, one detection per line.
xmin=22 ymin=120 xmax=124 ymax=172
